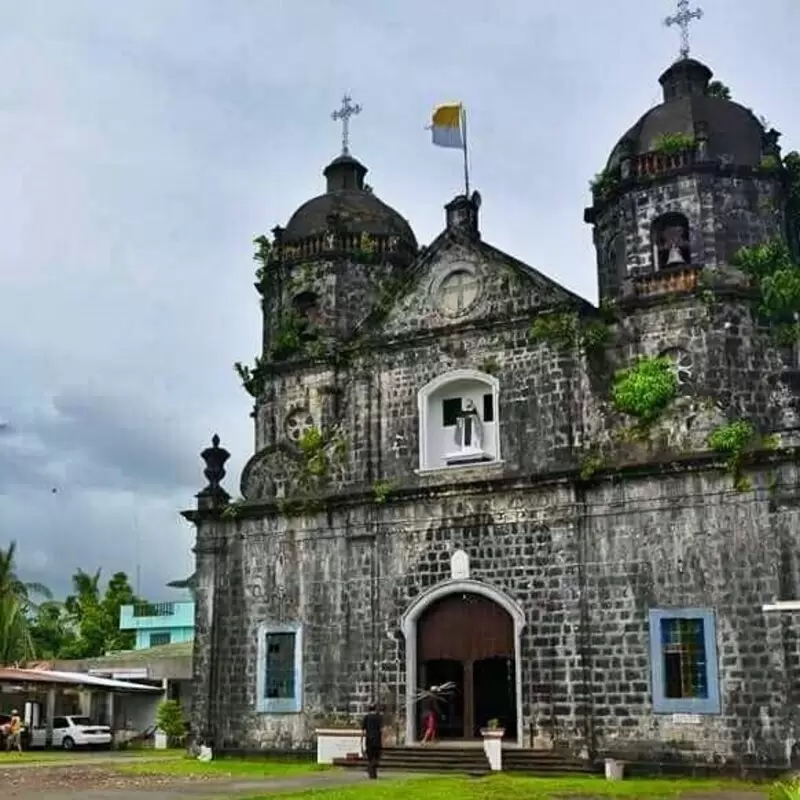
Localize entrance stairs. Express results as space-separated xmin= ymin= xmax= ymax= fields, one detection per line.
xmin=333 ymin=744 xmax=599 ymax=776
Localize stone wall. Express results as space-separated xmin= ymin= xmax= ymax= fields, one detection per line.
xmin=590 ymin=168 xmax=784 ymax=299
xmin=191 ymin=456 xmax=800 ymax=762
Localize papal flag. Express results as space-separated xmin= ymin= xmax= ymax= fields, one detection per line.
xmin=430 ymin=103 xmax=464 ymax=149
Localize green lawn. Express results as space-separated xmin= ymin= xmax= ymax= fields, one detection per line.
xmin=245 ymin=773 xmax=768 ymax=800
xmin=116 ymin=755 xmax=329 ymax=778
xmin=0 ymin=747 xmax=183 ymax=766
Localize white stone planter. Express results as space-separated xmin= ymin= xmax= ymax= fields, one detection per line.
xmin=315 ymin=728 xmax=363 ymax=765
xmin=480 ymin=728 xmax=505 ymax=771
xmin=604 ymin=757 xmax=625 ymax=781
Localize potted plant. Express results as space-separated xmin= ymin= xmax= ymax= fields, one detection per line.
xmin=480 ymin=718 xmax=505 ymax=738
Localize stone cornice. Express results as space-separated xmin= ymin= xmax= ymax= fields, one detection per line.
xmin=180 ymin=444 xmax=800 ymax=524
xmin=585 ymin=161 xmax=783 ymax=224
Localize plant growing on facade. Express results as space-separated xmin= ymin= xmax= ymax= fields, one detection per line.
xmin=590 ymin=168 xmax=619 ymax=201
xmin=783 ymin=151 xmax=800 ymax=254
xmin=610 ymin=356 xmax=679 ymax=424
xmin=479 ymin=355 xmax=499 ymax=374
xmin=581 ymin=318 xmax=612 ymax=357
xmin=531 ymin=312 xmax=579 ymax=348
xmin=760 ymin=155 xmax=780 ymax=171
xmin=652 ymin=133 xmax=695 ymax=156
xmin=706 ymin=81 xmax=731 ymax=100
xmin=732 ymin=239 xmax=800 ymax=345
xmin=253 ymin=235 xmax=273 ymax=283
xmin=531 ymin=311 xmax=612 ymax=361
xmin=372 ymin=479 xmax=395 ymax=504
xmin=272 ymin=309 xmax=319 ymax=359
xmin=707 ymin=420 xmax=778 ymax=492
xmin=357 ymin=232 xmax=377 ymax=260
xmin=234 ymin=356 xmax=267 ymax=398
xmin=221 ymin=497 xmax=246 ymax=519
xmin=295 ymin=426 xmax=348 ymax=492
xmin=578 ymin=449 xmax=605 ymax=481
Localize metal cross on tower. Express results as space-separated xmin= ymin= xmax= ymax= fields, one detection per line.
xmin=331 ymin=94 xmax=362 ymax=156
xmin=664 ymin=0 xmax=703 ymax=60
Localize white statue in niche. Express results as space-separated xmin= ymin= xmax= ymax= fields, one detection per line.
xmin=450 ymin=549 xmax=470 ymax=580
xmin=446 ymin=399 xmax=489 ymax=465
xmin=455 ymin=400 xmax=482 ymax=451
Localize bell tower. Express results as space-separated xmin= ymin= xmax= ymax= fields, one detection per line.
xmin=237 ymin=95 xmax=418 ymax=499
xmin=584 ymin=2 xmax=788 ymax=304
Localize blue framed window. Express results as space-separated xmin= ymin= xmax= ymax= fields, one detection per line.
xmin=648 ymin=608 xmax=720 ymax=714
xmin=255 ymin=622 xmax=303 ymax=714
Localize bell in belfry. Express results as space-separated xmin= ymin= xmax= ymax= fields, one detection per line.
xmin=666 ymin=243 xmax=686 ymax=266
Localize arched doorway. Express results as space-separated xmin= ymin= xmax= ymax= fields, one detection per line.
xmin=416 ymin=592 xmax=517 ymax=740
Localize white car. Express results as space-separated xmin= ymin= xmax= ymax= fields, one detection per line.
xmin=30 ymin=715 xmax=112 ymax=750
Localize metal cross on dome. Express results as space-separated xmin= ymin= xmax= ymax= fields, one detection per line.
xmin=331 ymin=94 xmax=362 ymax=156
xmin=664 ymin=0 xmax=703 ymax=60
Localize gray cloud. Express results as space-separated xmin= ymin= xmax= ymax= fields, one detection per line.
xmin=1 ymin=0 xmax=798 ymax=597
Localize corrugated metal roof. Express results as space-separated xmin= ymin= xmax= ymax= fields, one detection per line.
xmin=55 ymin=640 xmax=193 ymax=668
xmin=0 ymin=667 xmax=161 ymax=692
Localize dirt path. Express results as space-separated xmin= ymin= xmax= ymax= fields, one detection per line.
xmin=2 ymin=764 xmax=409 ymax=799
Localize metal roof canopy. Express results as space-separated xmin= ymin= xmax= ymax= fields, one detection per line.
xmin=0 ymin=667 xmax=162 ymax=693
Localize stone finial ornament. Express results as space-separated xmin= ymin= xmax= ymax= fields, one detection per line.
xmin=200 ymin=434 xmax=230 ymax=493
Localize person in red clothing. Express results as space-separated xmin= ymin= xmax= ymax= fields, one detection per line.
xmin=420 ymin=704 xmax=437 ymax=744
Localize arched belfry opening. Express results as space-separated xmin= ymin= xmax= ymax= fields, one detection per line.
xmin=415 ymin=592 xmax=517 ymax=740
xmin=652 ymin=212 xmax=691 ymax=270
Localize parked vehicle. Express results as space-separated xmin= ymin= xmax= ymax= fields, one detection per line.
xmin=29 ymin=716 xmax=112 ymax=750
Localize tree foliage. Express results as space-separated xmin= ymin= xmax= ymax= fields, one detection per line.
xmin=59 ymin=569 xmax=139 ymax=658
xmin=155 ymin=699 xmax=186 ymax=744
xmin=0 ymin=542 xmax=144 ymax=662
xmin=0 ymin=542 xmax=52 ymax=664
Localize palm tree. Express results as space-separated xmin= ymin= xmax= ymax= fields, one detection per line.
xmin=0 ymin=542 xmax=52 ymax=664
xmin=0 ymin=542 xmax=52 ymax=606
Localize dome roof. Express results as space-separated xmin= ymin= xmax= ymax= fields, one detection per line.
xmin=283 ymin=154 xmax=417 ymax=249
xmin=606 ymin=58 xmax=764 ymax=170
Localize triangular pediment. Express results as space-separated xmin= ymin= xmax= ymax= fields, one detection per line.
xmin=367 ymin=232 xmax=587 ymax=340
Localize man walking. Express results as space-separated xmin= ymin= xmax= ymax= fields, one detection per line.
xmin=360 ymin=703 xmax=382 ymax=780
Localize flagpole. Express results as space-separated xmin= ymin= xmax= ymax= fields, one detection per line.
xmin=461 ymin=105 xmax=470 ymax=197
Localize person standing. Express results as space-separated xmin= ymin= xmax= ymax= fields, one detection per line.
xmin=421 ymin=703 xmax=437 ymax=744
xmin=360 ymin=703 xmax=382 ymax=780
xmin=6 ymin=710 xmax=22 ymax=753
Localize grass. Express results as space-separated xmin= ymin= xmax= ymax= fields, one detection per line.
xmin=242 ymin=773 xmax=768 ymax=800
xmin=0 ymin=746 xmax=184 ymax=766
xmin=116 ymin=755 xmax=329 ymax=778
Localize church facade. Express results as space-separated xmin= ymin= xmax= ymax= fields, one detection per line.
xmin=182 ymin=54 xmax=800 ymax=765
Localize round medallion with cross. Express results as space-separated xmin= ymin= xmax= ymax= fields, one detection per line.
xmin=436 ymin=267 xmax=480 ymax=317
xmin=285 ymin=409 xmax=315 ymax=443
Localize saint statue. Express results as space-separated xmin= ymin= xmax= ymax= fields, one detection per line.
xmin=454 ymin=400 xmax=483 ymax=452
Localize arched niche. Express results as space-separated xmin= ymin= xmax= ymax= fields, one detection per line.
xmin=651 ymin=212 xmax=691 ymax=270
xmin=417 ymin=369 xmax=501 ymax=471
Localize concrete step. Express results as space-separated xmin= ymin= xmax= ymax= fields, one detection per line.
xmin=334 ymin=745 xmax=490 ymax=773
xmin=503 ymin=750 xmax=599 ymax=774
xmin=333 ymin=745 xmax=598 ymax=775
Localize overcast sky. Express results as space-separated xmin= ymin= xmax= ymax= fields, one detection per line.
xmin=1 ymin=0 xmax=797 ymax=600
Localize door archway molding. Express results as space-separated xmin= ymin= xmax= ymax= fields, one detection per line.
xmin=401 ymin=578 xmax=525 ymax=746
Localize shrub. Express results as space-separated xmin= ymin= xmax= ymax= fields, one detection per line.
xmin=610 ymin=356 xmax=678 ymax=423
xmin=155 ymin=699 xmax=185 ymax=746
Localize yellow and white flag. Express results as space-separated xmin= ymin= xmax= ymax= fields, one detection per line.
xmin=430 ymin=103 xmax=464 ymax=149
